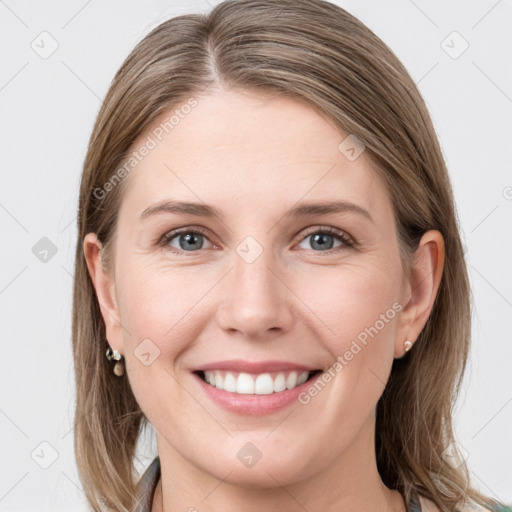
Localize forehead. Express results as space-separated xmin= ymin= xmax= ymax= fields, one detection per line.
xmin=118 ymin=87 xmax=390 ymax=222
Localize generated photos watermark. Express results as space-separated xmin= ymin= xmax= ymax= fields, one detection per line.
xmin=297 ymin=301 xmax=403 ymax=405
xmin=93 ymin=97 xmax=198 ymax=200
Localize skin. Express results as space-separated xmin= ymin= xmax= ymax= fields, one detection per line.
xmin=84 ymin=87 xmax=444 ymax=512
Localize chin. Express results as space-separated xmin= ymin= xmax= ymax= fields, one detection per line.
xmin=200 ymin=447 xmax=315 ymax=489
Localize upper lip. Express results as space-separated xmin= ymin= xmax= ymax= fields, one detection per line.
xmin=194 ymin=359 xmax=320 ymax=374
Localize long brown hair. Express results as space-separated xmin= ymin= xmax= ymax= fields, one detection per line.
xmin=72 ymin=1 xmax=502 ymax=510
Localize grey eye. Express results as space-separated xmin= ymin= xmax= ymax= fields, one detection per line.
xmin=167 ymin=231 xmax=212 ymax=251
xmin=298 ymin=232 xmax=344 ymax=251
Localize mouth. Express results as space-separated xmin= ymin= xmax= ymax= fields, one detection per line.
xmin=194 ymin=369 xmax=323 ymax=395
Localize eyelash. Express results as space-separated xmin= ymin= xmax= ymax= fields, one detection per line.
xmin=159 ymin=226 xmax=355 ymax=255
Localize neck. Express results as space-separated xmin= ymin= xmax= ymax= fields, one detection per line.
xmin=151 ymin=416 xmax=406 ymax=512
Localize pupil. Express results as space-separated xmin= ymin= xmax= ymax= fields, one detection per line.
xmin=181 ymin=233 xmax=202 ymax=250
xmin=312 ymin=233 xmax=333 ymax=251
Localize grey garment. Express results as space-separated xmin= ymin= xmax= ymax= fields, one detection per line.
xmin=133 ymin=456 xmax=160 ymax=512
xmin=132 ymin=456 xmax=423 ymax=511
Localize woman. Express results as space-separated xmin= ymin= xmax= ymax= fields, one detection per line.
xmin=72 ymin=0 xmax=511 ymax=511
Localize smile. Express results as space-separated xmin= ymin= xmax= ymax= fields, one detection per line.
xmin=196 ymin=369 xmax=322 ymax=395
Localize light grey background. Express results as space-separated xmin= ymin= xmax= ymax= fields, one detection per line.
xmin=1 ymin=0 xmax=511 ymax=510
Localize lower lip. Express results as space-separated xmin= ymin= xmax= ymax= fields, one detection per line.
xmin=193 ymin=372 xmax=323 ymax=415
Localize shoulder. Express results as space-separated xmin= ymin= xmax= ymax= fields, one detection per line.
xmin=419 ymin=496 xmax=512 ymax=512
xmin=418 ymin=495 xmax=441 ymax=512
xmin=134 ymin=456 xmax=161 ymax=512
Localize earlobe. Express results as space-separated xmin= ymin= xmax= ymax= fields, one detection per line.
xmin=83 ymin=233 xmax=123 ymax=352
xmin=395 ymin=230 xmax=445 ymax=358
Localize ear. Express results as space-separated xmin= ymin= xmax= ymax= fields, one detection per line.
xmin=83 ymin=233 xmax=124 ymax=354
xmin=394 ymin=230 xmax=445 ymax=358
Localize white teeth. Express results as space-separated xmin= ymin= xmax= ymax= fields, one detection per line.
xmin=297 ymin=371 xmax=309 ymax=386
xmin=214 ymin=372 xmax=224 ymax=390
xmin=273 ymin=372 xmax=287 ymax=392
xmin=255 ymin=374 xmax=274 ymax=395
xmin=286 ymin=372 xmax=298 ymax=389
xmin=201 ymin=370 xmax=314 ymax=394
xmin=223 ymin=372 xmax=237 ymax=392
xmin=237 ymin=373 xmax=255 ymax=394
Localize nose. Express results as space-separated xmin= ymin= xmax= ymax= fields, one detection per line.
xmin=215 ymin=249 xmax=294 ymax=340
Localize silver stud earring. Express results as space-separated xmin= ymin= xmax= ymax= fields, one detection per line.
xmin=106 ymin=345 xmax=125 ymax=376
xmin=403 ymin=339 xmax=413 ymax=353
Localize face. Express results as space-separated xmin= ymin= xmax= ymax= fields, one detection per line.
xmin=87 ymin=87 xmax=431 ymax=489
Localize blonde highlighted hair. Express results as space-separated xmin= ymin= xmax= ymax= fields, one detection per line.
xmin=72 ymin=1 xmax=503 ymax=510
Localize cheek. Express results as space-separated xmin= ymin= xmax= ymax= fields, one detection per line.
xmin=279 ymin=264 xmax=403 ymax=477
xmin=298 ymin=258 xmax=401 ymax=366
xmin=115 ymin=267 xmax=206 ymax=424
xmin=292 ymin=262 xmax=401 ymax=433
xmin=117 ymin=249 xmax=402 ymax=351
xmin=115 ymin=262 xmax=210 ymax=359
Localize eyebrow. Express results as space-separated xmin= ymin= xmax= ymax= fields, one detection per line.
xmin=139 ymin=199 xmax=374 ymax=224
